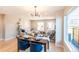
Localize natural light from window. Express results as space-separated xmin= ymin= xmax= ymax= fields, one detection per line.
xmin=37 ymin=22 xmax=44 ymax=31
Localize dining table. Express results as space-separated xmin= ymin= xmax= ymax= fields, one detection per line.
xmin=17 ymin=35 xmax=50 ymax=52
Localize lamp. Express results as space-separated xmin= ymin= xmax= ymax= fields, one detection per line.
xmin=31 ymin=6 xmax=40 ymax=17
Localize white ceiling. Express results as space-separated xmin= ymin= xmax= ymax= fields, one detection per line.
xmin=0 ymin=6 xmax=64 ymax=17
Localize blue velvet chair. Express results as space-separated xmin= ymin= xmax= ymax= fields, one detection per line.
xmin=18 ymin=38 xmax=30 ymax=51
xmin=30 ymin=42 xmax=43 ymax=52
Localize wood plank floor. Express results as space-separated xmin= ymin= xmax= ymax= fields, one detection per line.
xmin=0 ymin=38 xmax=17 ymax=52
xmin=0 ymin=38 xmax=64 ymax=52
xmin=48 ymin=42 xmax=64 ymax=52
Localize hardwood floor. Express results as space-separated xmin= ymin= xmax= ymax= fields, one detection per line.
xmin=47 ymin=42 xmax=64 ymax=52
xmin=0 ymin=38 xmax=64 ymax=52
xmin=0 ymin=38 xmax=17 ymax=52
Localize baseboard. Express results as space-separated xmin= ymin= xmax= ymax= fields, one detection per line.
xmin=5 ymin=37 xmax=16 ymax=41
xmin=0 ymin=39 xmax=2 ymax=40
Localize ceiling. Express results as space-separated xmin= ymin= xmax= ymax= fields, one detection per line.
xmin=0 ymin=6 xmax=64 ymax=17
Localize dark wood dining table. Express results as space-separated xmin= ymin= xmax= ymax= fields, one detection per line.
xmin=17 ymin=35 xmax=49 ymax=52
xmin=27 ymin=38 xmax=49 ymax=52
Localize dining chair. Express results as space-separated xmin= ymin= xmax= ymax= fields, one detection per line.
xmin=30 ymin=42 xmax=43 ymax=52
xmin=18 ymin=38 xmax=30 ymax=51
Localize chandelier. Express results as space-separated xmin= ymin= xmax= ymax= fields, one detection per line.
xmin=30 ymin=6 xmax=40 ymax=17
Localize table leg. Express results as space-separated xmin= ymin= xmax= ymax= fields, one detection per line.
xmin=48 ymin=41 xmax=49 ymax=49
xmin=17 ymin=39 xmax=19 ymax=52
xmin=44 ymin=44 xmax=46 ymax=52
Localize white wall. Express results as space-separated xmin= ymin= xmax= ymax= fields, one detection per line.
xmin=56 ymin=16 xmax=62 ymax=47
xmin=0 ymin=14 xmax=4 ymax=40
xmin=4 ymin=14 xmax=18 ymax=40
xmin=0 ymin=15 xmax=3 ymax=40
xmin=55 ymin=10 xmax=64 ymax=47
xmin=4 ymin=14 xmax=31 ymax=40
xmin=20 ymin=16 xmax=31 ymax=32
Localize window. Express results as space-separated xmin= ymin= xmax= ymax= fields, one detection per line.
xmin=47 ymin=22 xmax=55 ymax=31
xmin=37 ymin=22 xmax=44 ymax=31
xmin=66 ymin=7 xmax=79 ymax=49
